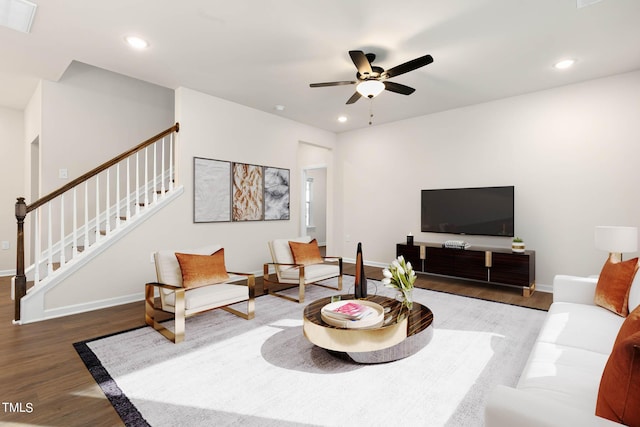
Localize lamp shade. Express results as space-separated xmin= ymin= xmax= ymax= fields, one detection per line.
xmin=595 ymin=226 xmax=638 ymax=253
xmin=356 ymin=80 xmax=385 ymax=98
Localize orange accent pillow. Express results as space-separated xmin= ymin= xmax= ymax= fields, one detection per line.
xmin=594 ymin=257 xmax=639 ymax=317
xmin=289 ymin=239 xmax=323 ymax=266
xmin=615 ymin=304 xmax=640 ymax=347
xmin=175 ymin=249 xmax=229 ymax=289
xmin=596 ymin=331 xmax=640 ymax=425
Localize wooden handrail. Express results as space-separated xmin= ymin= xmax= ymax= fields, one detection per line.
xmin=26 ymin=122 xmax=179 ymax=213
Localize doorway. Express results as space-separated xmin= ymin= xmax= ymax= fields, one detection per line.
xmin=301 ymin=167 xmax=327 ymax=253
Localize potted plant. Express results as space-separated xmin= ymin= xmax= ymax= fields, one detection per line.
xmin=512 ymin=237 xmax=525 ymax=253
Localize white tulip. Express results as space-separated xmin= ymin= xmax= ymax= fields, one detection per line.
xmin=382 ymin=277 xmax=391 ymax=285
xmin=397 ymin=265 xmax=405 ymax=276
xmin=406 ymin=262 xmax=412 ymax=271
xmin=392 ymin=260 xmax=401 ymax=269
xmin=382 ymin=268 xmax=392 ymax=278
xmin=398 ymin=255 xmax=405 ymax=263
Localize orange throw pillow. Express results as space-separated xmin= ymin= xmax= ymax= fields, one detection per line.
xmin=594 ymin=257 xmax=639 ymax=317
xmin=615 ymin=304 xmax=640 ymax=347
xmin=289 ymin=239 xmax=323 ymax=266
xmin=175 ymin=249 xmax=229 ymax=289
xmin=596 ymin=331 xmax=640 ymax=426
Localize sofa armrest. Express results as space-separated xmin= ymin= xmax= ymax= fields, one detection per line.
xmin=553 ymin=275 xmax=599 ymax=305
xmin=485 ymin=385 xmax=622 ymax=427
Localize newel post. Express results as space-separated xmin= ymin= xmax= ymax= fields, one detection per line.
xmin=14 ymin=197 xmax=27 ymax=322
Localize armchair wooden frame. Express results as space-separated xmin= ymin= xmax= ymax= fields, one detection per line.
xmin=145 ymin=273 xmax=255 ymax=344
xmin=263 ymin=257 xmax=342 ymax=303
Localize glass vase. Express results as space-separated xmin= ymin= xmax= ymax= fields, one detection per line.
xmin=396 ymin=288 xmax=414 ymax=311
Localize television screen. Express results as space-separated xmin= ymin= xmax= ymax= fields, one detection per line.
xmin=421 ymin=186 xmax=514 ymax=237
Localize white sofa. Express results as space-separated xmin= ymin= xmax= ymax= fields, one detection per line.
xmin=485 ymin=272 xmax=640 ymax=427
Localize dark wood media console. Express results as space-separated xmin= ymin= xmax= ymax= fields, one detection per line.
xmin=396 ymin=242 xmax=536 ymax=297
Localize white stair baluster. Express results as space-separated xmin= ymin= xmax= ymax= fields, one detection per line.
xmin=169 ymin=133 xmax=174 ymax=191
xmin=153 ymin=142 xmax=158 ymax=203
xmin=105 ymin=169 xmax=111 ymax=235
xmin=47 ymin=203 xmax=53 ymax=274
xmin=116 ymin=164 xmax=121 ymax=228
xmin=59 ymin=194 xmax=65 ymax=266
xmin=135 ymin=152 xmax=140 ymax=215
xmin=144 ymin=147 xmax=149 ymax=207
xmin=34 ymin=210 xmax=40 ymax=285
xmin=126 ymin=157 xmax=131 ymax=220
xmin=84 ymin=182 xmax=89 ymax=249
xmin=161 ymin=137 xmax=166 ymax=196
xmin=72 ymin=188 xmax=78 ymax=258
xmin=95 ymin=175 xmax=100 ymax=242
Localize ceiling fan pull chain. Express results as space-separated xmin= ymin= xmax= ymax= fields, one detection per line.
xmin=369 ymin=98 xmax=374 ymax=126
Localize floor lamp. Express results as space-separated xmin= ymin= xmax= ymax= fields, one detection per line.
xmin=595 ymin=226 xmax=638 ymax=263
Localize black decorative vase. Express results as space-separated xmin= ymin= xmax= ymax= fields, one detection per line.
xmin=354 ymin=242 xmax=367 ymax=299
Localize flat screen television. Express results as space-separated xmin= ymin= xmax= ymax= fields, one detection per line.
xmin=421 ymin=186 xmax=514 ymax=237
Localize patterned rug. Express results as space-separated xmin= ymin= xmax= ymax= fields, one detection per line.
xmin=74 ymin=277 xmax=546 ymax=426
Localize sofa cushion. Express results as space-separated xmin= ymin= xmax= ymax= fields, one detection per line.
xmin=536 ymin=302 xmax=625 ymax=355
xmin=289 ymin=238 xmax=323 ymax=266
xmin=155 ymin=244 xmax=223 ymax=286
xmin=594 ymin=257 xmax=639 ymax=317
xmin=164 ymin=283 xmax=248 ymax=311
xmin=596 ymin=331 xmax=640 ymax=426
xmin=517 ymin=341 xmax=610 ymax=413
xmin=175 ymin=249 xmax=229 ymax=289
xmin=279 ymin=263 xmax=340 ymax=284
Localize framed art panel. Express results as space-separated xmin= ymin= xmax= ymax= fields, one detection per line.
xmin=232 ymin=163 xmax=264 ymax=221
xmin=264 ymin=167 xmax=290 ymax=220
xmin=193 ymin=157 xmax=231 ymax=222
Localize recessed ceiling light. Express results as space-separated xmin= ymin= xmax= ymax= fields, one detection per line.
xmin=274 ymin=105 xmax=285 ymax=111
xmin=554 ymin=59 xmax=576 ymax=70
xmin=125 ymin=36 xmax=149 ymax=50
xmin=338 ymin=116 xmax=348 ymax=123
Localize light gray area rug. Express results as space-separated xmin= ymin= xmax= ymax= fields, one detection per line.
xmin=77 ymin=278 xmax=547 ymax=427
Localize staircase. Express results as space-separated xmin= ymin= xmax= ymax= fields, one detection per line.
xmin=12 ymin=123 xmax=181 ymax=324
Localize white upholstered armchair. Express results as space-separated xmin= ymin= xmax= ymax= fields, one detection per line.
xmin=145 ymin=244 xmax=255 ymax=343
xmin=263 ymin=237 xmax=342 ymax=303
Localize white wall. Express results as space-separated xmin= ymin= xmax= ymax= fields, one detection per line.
xmin=40 ymin=62 xmax=175 ymax=194
xmin=336 ymin=70 xmax=640 ymax=288
xmin=44 ymin=87 xmax=337 ymax=311
xmin=0 ymin=106 xmax=25 ymax=272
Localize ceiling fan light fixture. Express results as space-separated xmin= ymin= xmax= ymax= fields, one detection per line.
xmin=356 ymin=80 xmax=385 ymax=98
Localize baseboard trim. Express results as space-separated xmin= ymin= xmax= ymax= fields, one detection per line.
xmin=0 ymin=269 xmax=16 ymax=277
xmin=20 ymin=292 xmax=145 ymax=325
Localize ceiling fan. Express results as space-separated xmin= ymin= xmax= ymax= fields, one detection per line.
xmin=310 ymin=50 xmax=434 ymax=104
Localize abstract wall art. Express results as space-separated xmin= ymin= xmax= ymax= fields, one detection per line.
xmin=232 ymin=162 xmax=264 ymax=221
xmin=264 ymin=167 xmax=290 ymax=220
xmin=193 ymin=157 xmax=231 ymax=223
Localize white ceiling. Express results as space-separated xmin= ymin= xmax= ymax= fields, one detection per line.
xmin=1 ymin=0 xmax=639 ymax=133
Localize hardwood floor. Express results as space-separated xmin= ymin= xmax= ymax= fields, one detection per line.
xmin=0 ymin=266 xmax=551 ymax=426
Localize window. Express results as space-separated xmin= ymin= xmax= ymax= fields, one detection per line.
xmin=305 ymin=177 xmax=313 ymax=227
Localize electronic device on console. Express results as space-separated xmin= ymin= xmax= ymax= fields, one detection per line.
xmin=443 ymin=240 xmax=471 ymax=249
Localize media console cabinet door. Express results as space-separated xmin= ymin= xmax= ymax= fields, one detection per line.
xmin=490 ymin=252 xmax=534 ymax=287
xmin=396 ymin=244 xmax=423 ymax=272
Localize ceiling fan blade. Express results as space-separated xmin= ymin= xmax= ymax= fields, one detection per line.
xmin=384 ymin=54 xmax=434 ymax=78
xmin=310 ymin=81 xmax=356 ymax=88
xmin=346 ymin=91 xmax=362 ymax=104
xmin=349 ymin=50 xmax=373 ymax=76
xmin=384 ymin=81 xmax=416 ymax=95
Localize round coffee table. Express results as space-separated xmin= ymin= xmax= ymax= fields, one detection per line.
xmin=303 ymin=294 xmax=433 ymax=363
